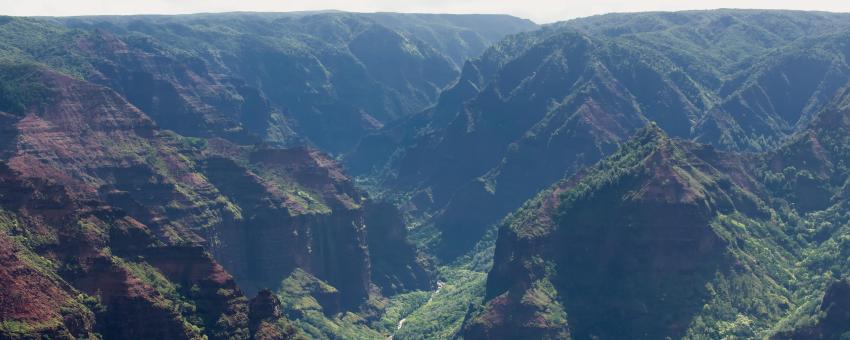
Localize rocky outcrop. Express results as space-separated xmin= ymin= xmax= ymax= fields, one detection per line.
xmin=248 ymin=289 xmax=302 ymax=340
xmin=199 ymin=146 xmax=371 ymax=307
xmin=0 ymin=161 xmax=246 ymax=339
xmin=142 ymin=246 xmax=252 ymax=339
xmin=0 ymin=60 xmax=431 ymax=337
xmin=278 ymin=269 xmax=344 ymax=318
xmin=352 ymin=27 xmax=710 ymax=260
xmin=775 ymin=278 xmax=850 ymax=339
xmin=464 ymin=127 xmax=782 ymax=338
xmin=364 ymin=201 xmax=434 ymax=295
xmin=0 ymin=232 xmax=96 ymax=339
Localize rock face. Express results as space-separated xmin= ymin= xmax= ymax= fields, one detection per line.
xmin=462 ymin=126 xmax=789 ymax=338
xmin=76 ymin=28 xmax=285 ymax=145
xmin=810 ymin=279 xmax=850 ymax=336
xmin=464 ymin=93 xmax=850 ymax=338
xmin=775 ymin=278 xmax=850 ymax=339
xmin=53 ymin=12 xmax=535 ymax=153
xmin=349 ymin=10 xmax=850 ymax=262
xmin=198 ymin=146 xmax=373 ymax=306
xmin=0 ymin=161 xmax=249 ymax=339
xmin=0 ymin=226 xmax=96 ymax=339
xmin=11 ymin=8 xmax=850 ymax=339
xmin=364 ymin=201 xmax=434 ymax=295
xmin=249 ymin=289 xmax=301 ymax=340
xmin=0 ymin=11 xmax=529 ymax=338
xmin=0 ymin=51 xmax=429 ymax=337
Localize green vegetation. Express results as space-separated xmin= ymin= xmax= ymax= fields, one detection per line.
xmin=0 ymin=211 xmax=69 ymax=282
xmin=0 ymin=62 xmax=54 ymax=114
xmin=277 ymin=269 xmax=385 ymax=339
xmin=0 ymin=17 xmax=93 ymax=77
xmin=391 ymin=268 xmax=487 ymax=340
xmin=278 ymin=269 xmax=339 ymax=312
xmin=0 ymin=10 xmax=537 ymax=340
xmin=9 ymin=8 xmax=850 ymax=340
xmin=374 ymin=290 xmax=431 ymax=332
xmin=114 ymin=257 xmax=207 ymax=337
xmin=272 ymin=266 xmax=488 ymax=340
xmin=469 ymin=115 xmax=850 ymax=338
xmin=520 ymin=278 xmax=568 ymax=328
xmin=286 ymin=310 xmax=383 ymax=340
xmin=0 ymin=320 xmax=64 ymax=338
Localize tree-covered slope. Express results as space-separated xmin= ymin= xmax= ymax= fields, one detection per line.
xmin=354 ymin=13 xmax=539 ymax=69
xmin=563 ymin=10 xmax=850 ymax=86
xmin=7 ymin=8 xmax=850 ymax=340
xmin=0 ymin=12 xmax=535 ymax=154
xmin=0 ymin=11 xmax=538 ymax=339
xmin=463 ymin=126 xmax=791 ymax=338
xmin=349 ymin=10 xmax=850 ymax=264
xmin=464 ymin=92 xmax=850 ymax=338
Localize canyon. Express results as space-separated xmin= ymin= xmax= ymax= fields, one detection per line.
xmin=3 ymin=8 xmax=850 ymax=340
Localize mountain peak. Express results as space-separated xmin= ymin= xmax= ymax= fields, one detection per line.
xmin=629 ymin=121 xmax=669 ymax=148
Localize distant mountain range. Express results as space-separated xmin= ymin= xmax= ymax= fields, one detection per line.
xmin=3 ymin=8 xmax=850 ymax=340
xmin=349 ymin=9 xmax=850 ymax=339
xmin=349 ymin=9 xmax=850 ymax=259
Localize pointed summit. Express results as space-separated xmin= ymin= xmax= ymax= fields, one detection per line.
xmin=471 ymin=127 xmax=770 ymax=339
xmin=634 ymin=121 xmax=668 ymax=142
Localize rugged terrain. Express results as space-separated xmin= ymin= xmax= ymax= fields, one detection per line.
xmin=348 ymin=10 xmax=850 ymax=339
xmin=349 ymin=10 xmax=850 ymax=261
xmin=462 ymin=86 xmax=850 ymax=338
xmin=5 ymin=8 xmax=850 ymax=340
xmin=0 ymin=11 xmax=532 ymax=339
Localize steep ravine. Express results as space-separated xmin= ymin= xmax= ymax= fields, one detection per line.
xmin=0 ymin=63 xmax=432 ymax=338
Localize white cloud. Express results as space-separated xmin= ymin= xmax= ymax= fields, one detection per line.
xmin=1 ymin=0 xmax=850 ymax=23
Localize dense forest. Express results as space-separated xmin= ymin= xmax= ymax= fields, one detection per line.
xmin=2 ymin=8 xmax=850 ymax=340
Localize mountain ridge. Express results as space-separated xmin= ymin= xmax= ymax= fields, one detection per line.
xmin=6 ymin=8 xmax=850 ymax=340
xmin=348 ymin=9 xmax=850 ymax=263
xmin=464 ymin=84 xmax=850 ymax=338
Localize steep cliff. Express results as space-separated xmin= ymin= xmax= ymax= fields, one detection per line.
xmin=52 ymin=12 xmax=535 ymax=153
xmin=464 ymin=126 xmax=798 ymax=338
xmin=0 ymin=161 xmax=252 ymax=339
xmin=0 ymin=60 xmax=429 ymax=337
xmin=350 ymin=11 xmax=850 ymax=264
xmin=774 ymin=278 xmax=850 ymax=339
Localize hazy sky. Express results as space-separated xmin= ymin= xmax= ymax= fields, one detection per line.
xmin=2 ymin=0 xmax=850 ymax=24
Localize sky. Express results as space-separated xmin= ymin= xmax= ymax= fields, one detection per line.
xmin=1 ymin=0 xmax=850 ymax=24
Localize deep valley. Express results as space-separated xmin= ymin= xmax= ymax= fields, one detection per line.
xmin=2 ymin=8 xmax=850 ymax=340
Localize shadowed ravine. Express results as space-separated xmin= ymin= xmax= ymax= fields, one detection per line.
xmin=4 ymin=8 xmax=850 ymax=340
